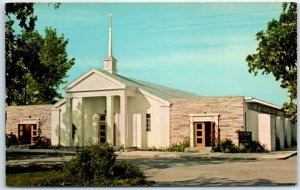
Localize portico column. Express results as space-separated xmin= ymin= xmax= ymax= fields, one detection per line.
xmin=66 ymin=96 xmax=73 ymax=147
xmin=119 ymin=95 xmax=127 ymax=147
xmin=106 ymin=96 xmax=114 ymax=145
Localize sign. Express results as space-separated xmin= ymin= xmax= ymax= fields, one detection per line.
xmin=239 ymin=132 xmax=252 ymax=147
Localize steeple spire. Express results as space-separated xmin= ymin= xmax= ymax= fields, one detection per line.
xmin=107 ymin=11 xmax=113 ymax=57
xmin=104 ymin=11 xmax=117 ymax=74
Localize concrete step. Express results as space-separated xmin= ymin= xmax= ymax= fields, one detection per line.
xmin=184 ymin=147 xmax=212 ymax=154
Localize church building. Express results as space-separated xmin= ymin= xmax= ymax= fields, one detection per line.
xmin=49 ymin=13 xmax=295 ymax=151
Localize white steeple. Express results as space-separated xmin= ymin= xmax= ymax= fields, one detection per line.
xmin=104 ymin=11 xmax=117 ymax=74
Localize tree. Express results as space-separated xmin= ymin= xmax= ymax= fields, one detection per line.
xmin=246 ymin=3 xmax=297 ymax=122
xmin=5 ymin=3 xmax=36 ymax=105
xmin=16 ymin=28 xmax=75 ymax=105
xmin=5 ymin=3 xmax=74 ymax=105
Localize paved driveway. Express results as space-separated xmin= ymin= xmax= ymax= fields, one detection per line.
xmin=6 ymin=151 xmax=297 ymax=186
xmin=119 ymin=155 xmax=297 ymax=186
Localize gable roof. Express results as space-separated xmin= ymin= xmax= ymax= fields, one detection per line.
xmin=64 ymin=68 xmax=200 ymax=101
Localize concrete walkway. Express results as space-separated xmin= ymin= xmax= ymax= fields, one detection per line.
xmin=6 ymin=147 xmax=297 ymax=161
xmin=117 ymin=150 xmax=297 ymax=160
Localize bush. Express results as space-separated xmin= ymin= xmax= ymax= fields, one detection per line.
xmin=64 ymin=143 xmax=117 ymax=183
xmin=212 ymin=138 xmax=268 ymax=153
xmin=246 ymin=141 xmax=268 ymax=153
xmin=166 ymin=139 xmax=190 ymax=152
xmin=219 ymin=138 xmax=240 ymax=153
xmin=61 ymin=143 xmax=147 ymax=186
xmin=6 ymin=133 xmax=18 ymax=147
xmin=110 ymin=161 xmax=145 ymax=180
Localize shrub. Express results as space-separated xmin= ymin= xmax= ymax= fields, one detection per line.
xmin=64 ymin=143 xmax=117 ymax=183
xmin=247 ymin=141 xmax=268 ymax=153
xmin=166 ymin=139 xmax=190 ymax=152
xmin=219 ymin=138 xmax=240 ymax=153
xmin=6 ymin=133 xmax=18 ymax=147
xmin=213 ymin=138 xmax=268 ymax=153
xmin=109 ymin=161 xmax=145 ymax=180
xmin=61 ymin=143 xmax=148 ymax=186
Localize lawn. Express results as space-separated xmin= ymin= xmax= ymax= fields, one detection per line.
xmin=6 ymin=144 xmax=155 ymax=187
xmin=6 ymin=170 xmax=152 ymax=187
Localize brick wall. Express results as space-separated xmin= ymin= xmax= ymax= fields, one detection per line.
xmin=5 ymin=105 xmax=52 ymax=141
xmin=170 ymin=97 xmax=245 ymax=145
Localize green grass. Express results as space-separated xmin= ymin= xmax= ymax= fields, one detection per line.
xmin=6 ymin=171 xmax=65 ymax=186
xmin=6 ymin=170 xmax=153 ymax=187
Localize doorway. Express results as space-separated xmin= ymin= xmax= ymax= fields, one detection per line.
xmin=99 ymin=114 xmax=107 ymax=144
xmin=194 ymin=122 xmax=215 ymax=147
xmin=18 ymin=124 xmax=38 ymax=145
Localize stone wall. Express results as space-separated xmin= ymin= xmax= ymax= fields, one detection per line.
xmin=6 ymin=105 xmax=52 ymax=141
xmin=169 ymin=96 xmax=245 ymax=145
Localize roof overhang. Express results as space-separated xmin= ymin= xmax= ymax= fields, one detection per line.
xmin=245 ymin=97 xmax=282 ymax=110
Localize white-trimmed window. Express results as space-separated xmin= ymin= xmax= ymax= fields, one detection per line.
xmin=146 ymin=114 xmax=151 ymax=131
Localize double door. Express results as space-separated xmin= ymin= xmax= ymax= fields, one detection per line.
xmin=18 ymin=124 xmax=38 ymax=145
xmin=99 ymin=114 xmax=107 ymax=144
xmin=194 ymin=122 xmax=215 ymax=147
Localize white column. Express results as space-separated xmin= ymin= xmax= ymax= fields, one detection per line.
xmin=119 ymin=95 xmax=127 ymax=147
xmin=106 ymin=96 xmax=114 ymax=145
xmin=80 ymin=97 xmax=84 ymax=147
xmin=132 ymin=113 xmax=137 ymax=147
xmin=66 ymin=96 xmax=73 ymax=147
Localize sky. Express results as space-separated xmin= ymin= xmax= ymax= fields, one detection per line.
xmin=29 ymin=3 xmax=288 ymax=106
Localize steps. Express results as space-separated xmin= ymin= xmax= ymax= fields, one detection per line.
xmin=184 ymin=147 xmax=212 ymax=154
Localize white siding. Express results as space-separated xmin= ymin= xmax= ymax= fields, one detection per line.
xmin=246 ymin=110 xmax=259 ymax=141
xmin=126 ymin=90 xmax=170 ymax=148
xmin=59 ymin=103 xmax=67 ymax=146
xmin=160 ymin=106 xmax=170 ymax=147
xmin=276 ymin=117 xmax=285 ymax=149
xmin=51 ymin=109 xmax=60 ymax=146
xmin=284 ymin=119 xmax=291 ymax=147
xmin=130 ymin=93 xmax=149 ymax=148
xmin=258 ymin=114 xmax=275 ymax=151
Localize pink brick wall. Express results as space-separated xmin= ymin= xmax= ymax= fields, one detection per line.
xmin=5 ymin=105 xmax=52 ymax=141
xmin=170 ymin=97 xmax=245 ymax=145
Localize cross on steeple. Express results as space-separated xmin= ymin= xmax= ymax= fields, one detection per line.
xmin=108 ymin=12 xmax=113 ymax=28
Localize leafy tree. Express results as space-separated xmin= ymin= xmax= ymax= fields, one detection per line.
xmin=246 ymin=3 xmax=297 ymax=122
xmin=5 ymin=3 xmax=36 ymax=105
xmin=16 ymin=28 xmax=75 ymax=105
xmin=5 ymin=3 xmax=74 ymax=105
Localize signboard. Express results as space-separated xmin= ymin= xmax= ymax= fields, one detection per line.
xmin=238 ymin=131 xmax=252 ymax=147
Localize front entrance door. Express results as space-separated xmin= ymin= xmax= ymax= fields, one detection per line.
xmin=18 ymin=124 xmax=36 ymax=145
xmin=99 ymin=114 xmax=107 ymax=144
xmin=194 ymin=123 xmax=205 ymax=147
xmin=194 ymin=122 xmax=215 ymax=147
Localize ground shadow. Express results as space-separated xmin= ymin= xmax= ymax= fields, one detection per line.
xmin=152 ymin=176 xmax=297 ymax=186
xmin=119 ymin=156 xmax=255 ymax=170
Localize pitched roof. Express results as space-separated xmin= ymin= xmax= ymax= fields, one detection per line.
xmin=95 ymin=69 xmax=200 ymax=100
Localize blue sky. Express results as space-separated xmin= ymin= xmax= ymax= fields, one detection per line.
xmin=33 ymin=2 xmax=288 ymax=106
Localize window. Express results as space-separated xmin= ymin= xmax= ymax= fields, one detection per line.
xmin=146 ymin=114 xmax=151 ymax=131
xmin=32 ymin=125 xmax=37 ymax=137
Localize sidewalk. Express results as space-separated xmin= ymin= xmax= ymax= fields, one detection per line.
xmin=117 ymin=149 xmax=297 ymax=160
xmin=6 ymin=146 xmax=297 ymax=161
